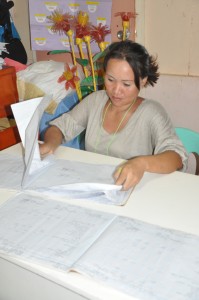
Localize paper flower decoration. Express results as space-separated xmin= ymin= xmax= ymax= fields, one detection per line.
xmin=90 ymin=23 xmax=111 ymax=51
xmin=73 ymin=11 xmax=96 ymax=91
xmin=47 ymin=10 xmax=77 ymax=67
xmin=47 ymin=10 xmax=110 ymax=97
xmin=58 ymin=63 xmax=79 ymax=89
xmin=84 ymin=35 xmax=97 ymax=92
xmin=76 ymin=11 xmax=90 ymax=29
xmin=58 ymin=63 xmax=82 ymax=100
xmin=75 ymin=11 xmax=91 ymax=78
xmin=47 ymin=10 xmax=73 ymax=34
xmin=114 ymin=12 xmax=137 ymax=41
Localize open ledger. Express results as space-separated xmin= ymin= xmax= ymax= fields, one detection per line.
xmin=0 ymin=152 xmax=132 ymax=205
xmin=3 ymin=95 xmax=132 ymax=206
xmin=0 ymin=192 xmax=199 ymax=300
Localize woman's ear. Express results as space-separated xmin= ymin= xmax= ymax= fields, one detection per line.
xmin=140 ymin=77 xmax=148 ymax=88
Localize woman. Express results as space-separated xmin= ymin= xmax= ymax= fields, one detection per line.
xmin=40 ymin=40 xmax=188 ymax=190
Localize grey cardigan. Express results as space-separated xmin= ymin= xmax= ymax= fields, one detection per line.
xmin=50 ymin=90 xmax=188 ymax=170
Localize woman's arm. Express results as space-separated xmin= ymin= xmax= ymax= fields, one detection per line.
xmin=114 ymin=150 xmax=183 ymax=190
xmin=39 ymin=125 xmax=63 ymax=156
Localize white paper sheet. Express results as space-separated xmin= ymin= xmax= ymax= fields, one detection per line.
xmin=1 ymin=95 xmax=133 ymax=205
xmin=0 ymin=153 xmax=24 ymax=189
xmin=0 ymin=153 xmax=132 ymax=205
xmin=0 ymin=193 xmax=198 ymax=300
xmin=0 ymin=42 xmax=8 ymax=55
xmin=72 ymin=216 xmax=199 ymax=300
xmin=11 ymin=95 xmax=53 ymax=187
xmin=0 ymin=193 xmax=115 ymax=270
xmin=27 ymin=159 xmax=132 ymax=205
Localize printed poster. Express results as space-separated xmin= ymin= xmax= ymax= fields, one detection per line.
xmin=28 ymin=0 xmax=112 ymax=53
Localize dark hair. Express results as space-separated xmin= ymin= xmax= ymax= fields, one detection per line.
xmin=103 ymin=40 xmax=159 ymax=90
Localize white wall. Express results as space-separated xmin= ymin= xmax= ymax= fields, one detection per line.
xmin=140 ymin=75 xmax=199 ymax=132
xmin=135 ymin=0 xmax=199 ymax=76
xmin=11 ymin=0 xmax=35 ymax=64
xmin=11 ymin=0 xmax=199 ymax=132
xmin=135 ymin=0 xmax=199 ymax=132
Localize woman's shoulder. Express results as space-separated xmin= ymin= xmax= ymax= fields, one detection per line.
xmin=140 ymin=98 xmax=168 ymax=114
xmin=83 ymin=90 xmax=108 ymax=106
xmin=85 ymin=89 xmax=108 ymax=100
xmin=134 ymin=99 xmax=171 ymax=125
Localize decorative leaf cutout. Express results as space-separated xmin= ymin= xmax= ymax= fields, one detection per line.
xmin=47 ymin=50 xmax=71 ymax=55
xmin=76 ymin=57 xmax=89 ymax=67
xmin=92 ymin=48 xmax=108 ymax=63
xmin=81 ymin=76 xmax=104 ymax=87
xmin=81 ymin=85 xmax=94 ymax=95
xmin=81 ymin=76 xmax=94 ymax=86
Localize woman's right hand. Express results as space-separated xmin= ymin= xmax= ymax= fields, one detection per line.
xmin=39 ymin=125 xmax=64 ymax=157
xmin=39 ymin=142 xmax=55 ymax=157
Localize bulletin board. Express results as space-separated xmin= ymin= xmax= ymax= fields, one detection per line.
xmin=28 ymin=0 xmax=112 ymax=53
xmin=30 ymin=0 xmax=136 ymax=62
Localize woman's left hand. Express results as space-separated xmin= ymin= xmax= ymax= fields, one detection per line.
xmin=113 ymin=158 xmax=146 ymax=190
xmin=113 ymin=151 xmax=183 ymax=190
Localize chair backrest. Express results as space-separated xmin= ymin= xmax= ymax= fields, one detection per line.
xmin=175 ymin=127 xmax=199 ymax=154
xmin=175 ymin=127 xmax=199 ymax=175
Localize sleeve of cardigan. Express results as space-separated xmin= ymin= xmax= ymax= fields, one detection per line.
xmin=149 ymin=101 xmax=188 ymax=171
xmin=49 ymin=91 xmax=105 ymax=143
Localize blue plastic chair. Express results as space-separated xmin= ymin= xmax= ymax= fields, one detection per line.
xmin=175 ymin=127 xmax=199 ymax=175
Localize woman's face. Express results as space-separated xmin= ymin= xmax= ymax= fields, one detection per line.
xmin=104 ymin=58 xmax=139 ymax=108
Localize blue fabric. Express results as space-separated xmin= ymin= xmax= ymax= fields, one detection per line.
xmin=0 ymin=21 xmax=20 ymax=42
xmin=0 ymin=27 xmax=4 ymax=42
xmin=39 ymin=92 xmax=82 ymax=149
xmin=10 ymin=21 xmax=20 ymax=39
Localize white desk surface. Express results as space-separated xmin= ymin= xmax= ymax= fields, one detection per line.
xmin=1 ymin=144 xmax=199 ymax=300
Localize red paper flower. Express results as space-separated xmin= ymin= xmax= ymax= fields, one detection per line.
xmin=114 ymin=12 xmax=137 ymax=22
xmin=75 ymin=11 xmax=91 ymax=39
xmin=58 ymin=63 xmax=80 ymax=90
xmin=90 ymin=23 xmax=111 ymax=44
xmin=76 ymin=24 xmax=91 ymax=39
xmin=47 ymin=10 xmax=73 ymax=34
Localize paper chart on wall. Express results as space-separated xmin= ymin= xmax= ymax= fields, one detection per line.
xmin=28 ymin=0 xmax=112 ymax=52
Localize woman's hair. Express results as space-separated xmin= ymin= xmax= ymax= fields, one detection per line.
xmin=103 ymin=40 xmax=159 ymax=90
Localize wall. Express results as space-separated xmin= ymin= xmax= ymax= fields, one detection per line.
xmin=11 ymin=0 xmax=135 ymax=62
xmin=135 ymin=0 xmax=199 ymax=76
xmin=140 ymin=75 xmax=199 ymax=132
xmin=135 ymin=0 xmax=199 ymax=132
xmin=36 ymin=0 xmax=136 ymax=62
xmin=11 ymin=0 xmax=35 ymax=64
xmin=10 ymin=0 xmax=199 ymax=132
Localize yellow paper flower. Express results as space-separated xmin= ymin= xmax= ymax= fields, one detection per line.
xmin=77 ymin=11 xmax=89 ymax=27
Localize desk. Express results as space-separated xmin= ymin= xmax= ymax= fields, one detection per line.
xmin=0 ymin=144 xmax=199 ymax=300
